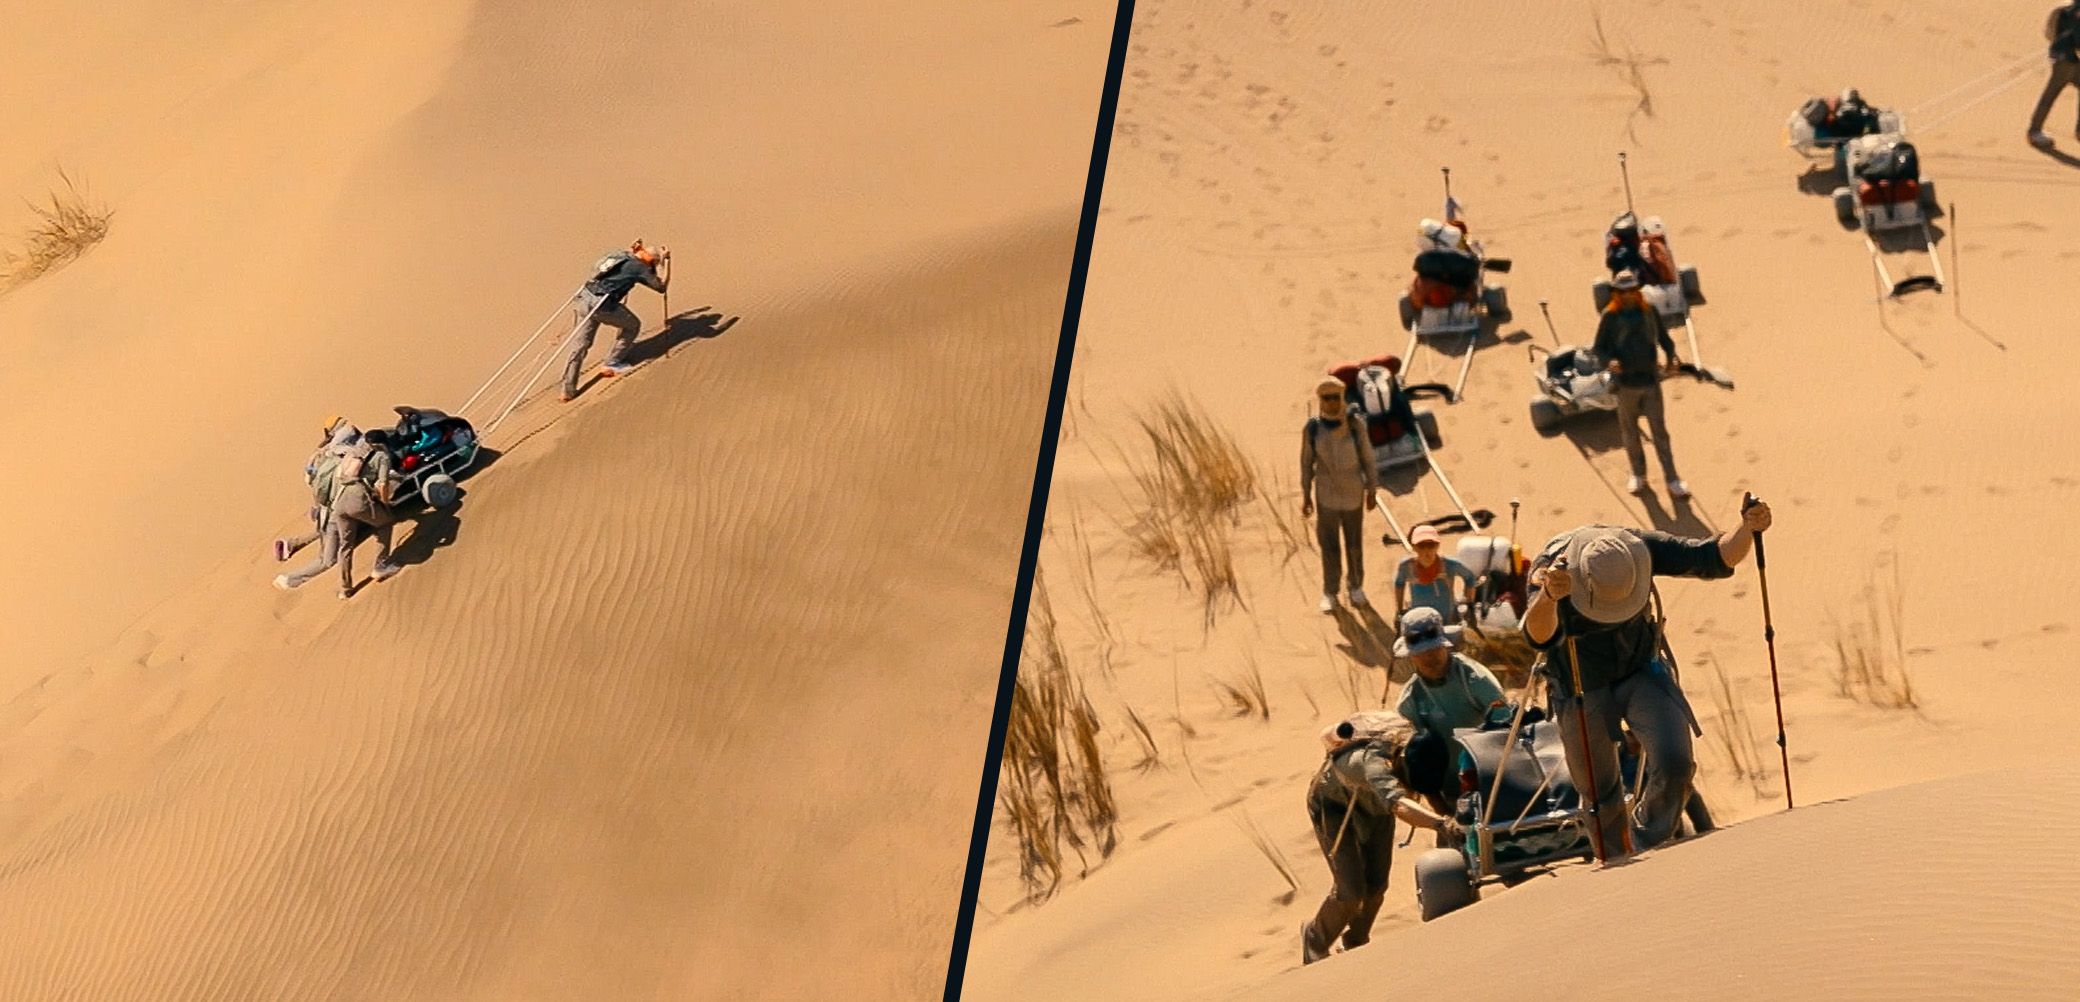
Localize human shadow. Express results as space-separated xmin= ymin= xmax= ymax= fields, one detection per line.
xmin=1331 ymin=605 xmax=1398 ymax=675
xmin=569 ymin=307 xmax=741 ymax=398
xmin=1636 ymin=492 xmax=1714 ymax=535
xmin=2032 ymin=143 xmax=2080 ymax=169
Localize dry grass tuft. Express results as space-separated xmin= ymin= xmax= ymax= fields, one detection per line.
xmin=1225 ymin=806 xmax=1300 ymax=905
xmin=1123 ymin=703 xmax=1163 ymax=771
xmin=1702 ymin=655 xmax=1777 ymax=797
xmin=1 ymin=168 xmax=112 ymax=292
xmin=1460 ymin=625 xmax=1539 ymax=690
xmin=1123 ymin=392 xmax=1262 ymax=628
xmin=1213 ymin=653 xmax=1272 ymax=721
xmin=1830 ymin=553 xmax=1917 ymax=710
xmin=1000 ymin=571 xmax=1119 ymax=901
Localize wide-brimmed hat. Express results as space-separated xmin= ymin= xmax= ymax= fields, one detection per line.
xmin=1394 ymin=606 xmax=1453 ymax=657
xmin=1560 ymin=526 xmax=1653 ymax=624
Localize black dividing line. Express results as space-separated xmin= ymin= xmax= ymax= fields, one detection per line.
xmin=940 ymin=2 xmax=1135 ymax=998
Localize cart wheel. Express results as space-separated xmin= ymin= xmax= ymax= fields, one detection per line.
xmin=1591 ymin=280 xmax=1612 ymax=313
xmin=1482 ymin=286 xmax=1512 ymax=324
xmin=1678 ymin=265 xmax=1703 ymax=304
xmin=422 ymin=474 xmax=460 ymax=510
xmin=1918 ymin=179 xmax=1939 ymax=218
xmin=1398 ymin=294 xmax=1419 ymax=331
xmin=1832 ymin=188 xmax=1857 ymax=226
xmin=1416 ymin=410 xmax=1442 ymax=449
xmin=1414 ymin=848 xmax=1479 ymax=921
xmin=1529 ymin=396 xmax=1565 ymax=435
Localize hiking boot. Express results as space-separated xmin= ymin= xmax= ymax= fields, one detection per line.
xmin=1668 ymin=479 xmax=1692 ymax=500
xmin=370 ymin=560 xmax=402 ymax=583
xmin=1347 ymin=587 xmax=1369 ymax=608
xmin=273 ymin=539 xmax=290 ymax=562
xmin=2030 ymin=131 xmax=2054 ymax=148
xmin=1626 ymin=475 xmax=1648 ymax=495
xmin=1318 ymin=594 xmax=1338 ymax=614
xmin=338 ymin=586 xmax=354 ymax=601
xmin=273 ymin=574 xmax=293 ymax=592
xmin=600 ymin=362 xmax=634 ymax=377
xmin=1301 ymin=921 xmax=1331 ymax=965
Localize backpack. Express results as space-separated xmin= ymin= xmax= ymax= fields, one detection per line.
xmin=1798 ymin=96 xmax=1833 ymax=129
xmin=309 ymin=442 xmax=382 ymax=509
xmin=1351 ymin=365 xmax=1408 ymax=445
xmin=1320 ymin=710 xmax=1408 ymax=756
xmin=1862 ymin=141 xmax=1919 ymax=183
xmin=1413 ymin=248 xmax=1480 ymax=288
xmin=592 ymin=251 xmax=632 ymax=280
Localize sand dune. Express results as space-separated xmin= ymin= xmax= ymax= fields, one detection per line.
xmin=0 ymin=2 xmax=1111 ymax=998
xmin=966 ymin=1 xmax=2080 ymax=998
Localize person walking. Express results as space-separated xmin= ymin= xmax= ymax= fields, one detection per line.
xmin=2028 ymin=1 xmax=2080 ymax=148
xmin=1392 ymin=608 xmax=1507 ymax=810
xmin=275 ymin=435 xmax=403 ymax=599
xmin=1301 ymin=378 xmax=1380 ymax=614
xmin=562 ymin=241 xmax=671 ymax=402
xmin=1595 ymin=269 xmax=1689 ymax=500
xmin=1521 ymin=497 xmax=1773 ymax=859
xmin=1302 ymin=712 xmax=1459 ymax=965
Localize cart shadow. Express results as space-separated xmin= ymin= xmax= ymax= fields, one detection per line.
xmin=1869 ymin=220 xmax=1947 ymax=253
xmin=1795 ymin=164 xmax=1843 ymax=198
xmin=1399 ymin=323 xmax=1533 ymax=390
xmin=391 ymin=499 xmax=463 ymax=569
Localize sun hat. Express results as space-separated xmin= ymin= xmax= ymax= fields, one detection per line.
xmin=1409 ymin=524 xmax=1442 ymax=547
xmin=1393 ymin=606 xmax=1454 ymax=657
xmin=1559 ymin=526 xmax=1654 ymax=624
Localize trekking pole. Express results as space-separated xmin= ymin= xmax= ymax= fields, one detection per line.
xmin=1745 ymin=491 xmax=1795 ymax=810
xmin=1618 ymin=151 xmax=1636 ymax=216
xmin=1537 ymin=299 xmax=1562 ymax=346
xmin=1560 ymin=627 xmax=1612 ymax=864
xmin=459 ymin=287 xmax=583 ymax=417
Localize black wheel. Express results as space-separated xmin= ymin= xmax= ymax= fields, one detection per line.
xmin=1414 ymin=848 xmax=1479 ymax=921
xmin=1416 ymin=410 xmax=1442 ymax=449
xmin=1529 ymin=396 xmax=1565 ymax=435
xmin=1591 ymin=280 xmax=1612 ymax=312
xmin=1398 ymin=294 xmax=1419 ymax=330
xmin=1482 ymin=286 xmax=1512 ymax=324
xmin=1678 ymin=265 xmax=1703 ymax=303
xmin=1918 ymin=179 xmax=1939 ymax=218
xmin=1833 ymin=188 xmax=1857 ymax=226
xmin=422 ymin=474 xmax=460 ymax=510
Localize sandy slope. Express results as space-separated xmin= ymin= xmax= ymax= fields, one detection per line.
xmin=0 ymin=2 xmax=1110 ymax=998
xmin=966 ymin=1 xmax=2080 ymax=998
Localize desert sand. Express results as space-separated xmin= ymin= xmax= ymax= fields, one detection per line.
xmin=0 ymin=3 xmax=1111 ymax=998
xmin=965 ymin=2 xmax=2080 ymax=999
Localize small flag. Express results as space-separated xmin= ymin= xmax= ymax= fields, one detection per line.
xmin=1443 ymin=195 xmax=1462 ymax=221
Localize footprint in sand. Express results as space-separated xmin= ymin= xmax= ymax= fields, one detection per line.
xmin=1879 ymin=513 xmax=1901 ymax=533
xmin=2046 ymin=623 xmax=2071 ymax=635
xmin=1425 ymin=115 xmax=1450 ymax=132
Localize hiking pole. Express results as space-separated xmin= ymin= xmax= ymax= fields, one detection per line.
xmin=1618 ymin=151 xmax=1636 ymax=216
xmin=1950 ymin=202 xmax=1960 ymax=319
xmin=1745 ymin=491 xmax=1794 ymax=810
xmin=1537 ymin=299 xmax=1562 ymax=346
xmin=459 ymin=287 xmax=583 ymax=417
xmin=1560 ymin=628 xmax=1611 ymax=864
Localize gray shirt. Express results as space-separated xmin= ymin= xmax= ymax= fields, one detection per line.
xmin=1300 ymin=410 xmax=1380 ymax=512
xmin=1310 ymin=742 xmax=1409 ymax=817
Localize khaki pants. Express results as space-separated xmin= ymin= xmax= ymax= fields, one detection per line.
xmin=1615 ymin=382 xmax=1680 ymax=481
xmin=562 ymin=292 xmax=643 ymax=396
xmin=1305 ymin=796 xmax=1395 ymax=953
xmin=2028 ymin=58 xmax=2080 ymax=136
xmin=1314 ymin=506 xmax=1365 ymax=596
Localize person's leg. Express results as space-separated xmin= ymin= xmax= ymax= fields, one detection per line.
xmin=1615 ymin=385 xmax=1649 ymax=478
xmin=336 ymin=515 xmax=368 ymax=594
xmin=1315 ymin=508 xmax=1344 ymax=598
xmin=1338 ymin=507 xmax=1365 ymax=593
xmin=2029 ymin=60 xmax=2073 ymax=135
xmin=598 ymin=305 xmax=645 ymax=369
xmin=1552 ymin=686 xmax=1629 ymax=860
xmin=1640 ymin=382 xmax=1681 ymax=481
xmin=278 ymin=515 xmax=346 ymax=588
xmin=1618 ymin=667 xmax=1699 ymax=849
xmin=1340 ymin=816 xmax=1398 ymax=950
xmin=1305 ymin=799 xmax=1366 ymax=956
xmin=561 ymin=297 xmax=606 ymax=397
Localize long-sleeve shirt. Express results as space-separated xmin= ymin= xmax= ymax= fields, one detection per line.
xmin=586 ymin=255 xmax=667 ymax=310
xmin=1309 ymin=743 xmax=1409 ymax=817
xmin=1592 ymin=304 xmax=1677 ymax=388
xmin=1300 ymin=410 xmax=1380 ymax=512
xmin=1528 ymin=526 xmax=1734 ymax=696
xmin=1397 ymin=655 xmax=1507 ymax=737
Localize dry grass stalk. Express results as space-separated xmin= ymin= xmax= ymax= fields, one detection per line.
xmin=1213 ymin=653 xmax=1272 ymax=721
xmin=0 ymin=167 xmax=112 ymax=292
xmin=1702 ymin=655 xmax=1775 ymax=796
xmin=999 ymin=571 xmax=1120 ymax=901
xmin=1123 ymin=703 xmax=1163 ymax=771
xmin=1588 ymin=8 xmax=1667 ymax=141
xmin=1123 ymin=392 xmax=1260 ymax=628
xmin=1459 ymin=625 xmax=1538 ymax=690
xmin=1225 ymin=806 xmax=1300 ymax=904
xmin=1829 ymin=553 xmax=1917 ymax=710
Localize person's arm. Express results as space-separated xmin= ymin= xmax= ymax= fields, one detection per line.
xmin=1299 ymin=423 xmax=1318 ymax=516
xmin=1465 ymin=659 xmax=1506 ymax=711
xmin=1715 ymin=499 xmax=1772 ymax=569
xmin=1351 ymin=413 xmax=1381 ymax=499
xmin=1393 ymin=559 xmax=1410 ymax=619
xmin=1654 ymin=310 xmax=1679 ymax=368
xmin=1523 ymin=559 xmax=1566 ymax=646
xmin=1392 ymin=794 xmax=1454 ymax=833
xmin=1350 ymin=751 xmax=1453 ymax=833
xmin=1593 ymin=312 xmax=1622 ymax=372
xmin=1395 ymin=682 xmax=1422 ymax=729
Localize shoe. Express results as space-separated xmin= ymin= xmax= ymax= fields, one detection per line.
xmin=1668 ymin=479 xmax=1692 ymax=500
xmin=600 ymin=362 xmax=634 ymax=377
xmin=370 ymin=561 xmax=401 ymax=583
xmin=1626 ymin=475 xmax=1648 ymax=495
xmin=1318 ymin=594 xmax=1338 ymax=614
xmin=1347 ymin=587 xmax=1369 ymax=607
xmin=273 ymin=574 xmax=293 ymax=591
xmin=273 ymin=539 xmax=289 ymax=562
xmin=560 ymin=392 xmax=575 ymax=403
xmin=2030 ymin=131 xmax=2054 ymax=148
xmin=338 ymin=586 xmax=354 ymax=601
xmin=1301 ymin=922 xmax=1330 ymax=965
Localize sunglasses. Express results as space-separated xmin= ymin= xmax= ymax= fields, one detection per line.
xmin=1404 ymin=625 xmax=1444 ymax=644
xmin=1318 ymin=393 xmax=1343 ymax=403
